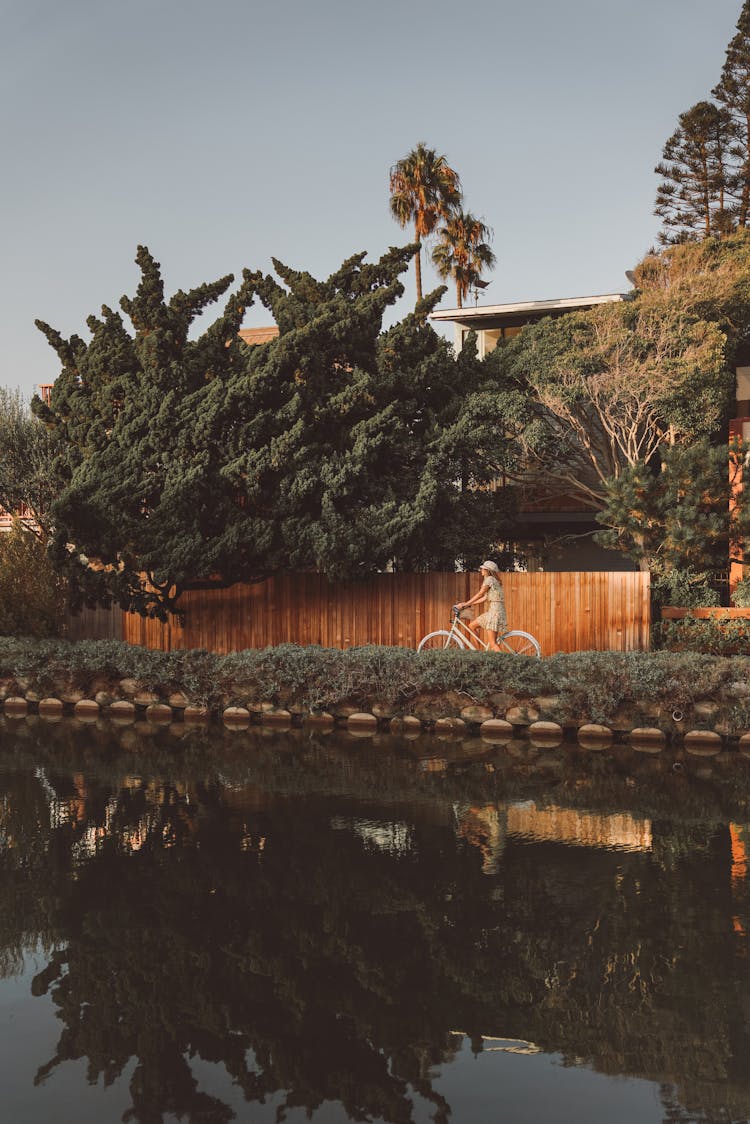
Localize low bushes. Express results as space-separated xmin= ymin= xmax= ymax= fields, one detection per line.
xmin=0 ymin=524 xmax=65 ymax=638
xmin=0 ymin=638 xmax=749 ymax=726
xmin=658 ymin=616 xmax=750 ymax=656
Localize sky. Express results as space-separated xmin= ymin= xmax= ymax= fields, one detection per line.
xmin=1 ymin=0 xmax=744 ymax=396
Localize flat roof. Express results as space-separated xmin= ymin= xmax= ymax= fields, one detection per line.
xmin=430 ymin=292 xmax=626 ymax=325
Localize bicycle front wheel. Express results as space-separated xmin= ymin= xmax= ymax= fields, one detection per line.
xmin=498 ymin=630 xmax=542 ymax=658
xmin=417 ymin=630 xmax=464 ymax=652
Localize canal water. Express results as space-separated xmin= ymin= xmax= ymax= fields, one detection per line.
xmin=1 ymin=715 xmax=750 ymax=1124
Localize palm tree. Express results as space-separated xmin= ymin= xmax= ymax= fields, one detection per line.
xmin=431 ymin=210 xmax=496 ymax=308
xmin=389 ymin=142 xmax=462 ymax=303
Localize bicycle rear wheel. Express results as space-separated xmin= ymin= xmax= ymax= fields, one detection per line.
xmin=498 ymin=630 xmax=541 ymax=657
xmin=417 ymin=630 xmax=464 ymax=652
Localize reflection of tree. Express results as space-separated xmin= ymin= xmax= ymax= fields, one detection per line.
xmin=4 ymin=723 xmax=750 ymax=1121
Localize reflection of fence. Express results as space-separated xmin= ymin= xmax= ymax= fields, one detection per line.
xmin=85 ymin=571 xmax=649 ymax=655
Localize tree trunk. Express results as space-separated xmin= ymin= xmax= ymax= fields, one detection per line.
xmin=457 ymin=280 xmax=462 ymax=309
xmin=414 ymin=241 xmax=422 ymax=303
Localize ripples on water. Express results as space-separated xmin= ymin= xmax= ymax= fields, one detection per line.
xmin=1 ymin=715 xmax=749 ymax=1123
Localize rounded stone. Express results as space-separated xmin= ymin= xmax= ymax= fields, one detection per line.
xmin=223 ymin=706 xmax=251 ymax=724
xmin=630 ymin=728 xmax=665 ymax=754
xmin=480 ymin=718 xmax=514 ymax=741
xmin=119 ymin=678 xmax=140 ymax=697
xmin=95 ymin=691 xmax=115 ymax=707
xmin=684 ymin=730 xmax=722 ymax=756
xmin=347 ymin=712 xmax=377 ymax=728
xmin=4 ymin=697 xmax=27 ymax=715
xmin=261 ymin=708 xmax=292 ymax=725
xmin=168 ymin=691 xmax=190 ymax=710
xmin=629 ymin=727 xmax=666 ymax=743
xmin=146 ymin=703 xmax=173 ymax=724
xmin=390 ymin=715 xmax=421 ymax=734
xmin=110 ymin=700 xmax=136 ymax=717
xmin=371 ymin=703 xmax=395 ymax=719
xmin=505 ymin=705 xmax=540 ymax=726
xmin=459 ymin=705 xmax=494 ymax=724
xmin=38 ymin=698 xmax=64 ymax=716
xmin=332 ymin=704 xmax=361 ymax=719
xmin=528 ymin=720 xmax=563 ymax=737
xmin=24 ymin=689 xmax=41 ymax=703
xmin=74 ymin=699 xmax=100 ymax=717
xmin=739 ymin=732 xmax=750 ymax=749
xmin=578 ymin=723 xmax=613 ymax=745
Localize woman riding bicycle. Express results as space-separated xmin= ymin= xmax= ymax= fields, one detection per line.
xmin=455 ymin=561 xmax=506 ymax=653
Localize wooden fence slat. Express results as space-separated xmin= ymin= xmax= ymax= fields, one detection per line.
xmin=70 ymin=571 xmax=651 ymax=654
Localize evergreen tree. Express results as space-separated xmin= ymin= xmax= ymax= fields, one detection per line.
xmin=389 ymin=143 xmax=462 ymax=303
xmin=34 ymin=247 xmax=520 ymax=618
xmin=655 ymin=100 xmax=738 ymax=244
xmin=431 ymin=210 xmax=496 ymax=308
xmin=714 ymin=0 xmax=750 ymax=227
xmin=594 ymin=439 xmax=750 ymax=576
xmin=0 ymin=388 xmax=58 ymax=540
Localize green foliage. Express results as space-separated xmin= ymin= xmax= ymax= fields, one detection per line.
xmin=389 ymin=141 xmax=461 ymax=301
xmin=0 ymin=388 xmax=59 ymax=538
xmin=654 ymin=5 xmax=750 ymax=243
xmin=714 ymin=1 xmax=750 ymax=227
xmin=494 ymin=296 xmax=732 ymax=514
xmin=595 ymin=440 xmax=750 ymax=577
xmin=657 ymin=615 xmax=750 ymax=655
xmin=34 ymin=246 xmax=522 ymax=619
xmin=0 ymin=522 xmax=65 ymax=638
xmin=633 ymin=230 xmax=750 ymax=369
xmin=431 ymin=209 xmax=495 ymax=307
xmin=2 ymin=638 xmax=750 ymax=726
xmin=654 ymin=100 xmax=737 ymax=244
xmin=732 ymin=577 xmax=750 ymax=607
xmin=651 ymin=568 xmax=721 ymax=609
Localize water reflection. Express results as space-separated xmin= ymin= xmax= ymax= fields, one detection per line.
xmin=2 ymin=717 xmax=750 ymax=1122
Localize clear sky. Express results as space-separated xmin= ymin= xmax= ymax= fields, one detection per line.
xmin=1 ymin=0 xmax=743 ymax=396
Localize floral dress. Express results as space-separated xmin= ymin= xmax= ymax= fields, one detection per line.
xmin=473 ymin=575 xmax=506 ymax=633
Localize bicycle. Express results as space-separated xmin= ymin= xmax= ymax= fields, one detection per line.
xmin=417 ymin=605 xmax=541 ymax=657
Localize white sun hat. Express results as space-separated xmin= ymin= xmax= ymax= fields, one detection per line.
xmin=480 ymin=560 xmax=499 ymax=572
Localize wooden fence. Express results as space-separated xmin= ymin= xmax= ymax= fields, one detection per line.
xmin=100 ymin=571 xmax=649 ymax=655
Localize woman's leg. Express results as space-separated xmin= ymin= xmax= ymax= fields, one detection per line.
xmin=486 ymin=629 xmax=500 ymax=652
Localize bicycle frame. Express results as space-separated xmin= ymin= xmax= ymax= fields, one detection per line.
xmin=416 ymin=606 xmax=542 ymax=657
xmin=445 ymin=606 xmax=491 ymax=651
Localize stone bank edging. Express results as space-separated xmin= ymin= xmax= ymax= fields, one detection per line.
xmin=2 ymin=682 xmax=750 ymax=750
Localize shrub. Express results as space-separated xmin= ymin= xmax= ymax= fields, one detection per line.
xmin=651 ymin=569 xmax=721 ymax=610
xmin=731 ymin=578 xmax=750 ymax=608
xmin=0 ymin=523 xmax=65 ymax=638
xmin=658 ymin=616 xmax=750 ymax=656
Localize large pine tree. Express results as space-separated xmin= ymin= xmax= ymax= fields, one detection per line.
xmin=654 ymin=100 xmax=737 ymax=243
xmin=34 ymin=247 xmax=521 ymax=618
xmin=714 ymin=0 xmax=750 ymax=227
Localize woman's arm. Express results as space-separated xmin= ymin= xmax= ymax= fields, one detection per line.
xmin=456 ymin=583 xmax=487 ymax=610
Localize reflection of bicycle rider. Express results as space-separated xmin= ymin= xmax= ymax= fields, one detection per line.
xmin=455 ymin=561 xmax=506 ymax=652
